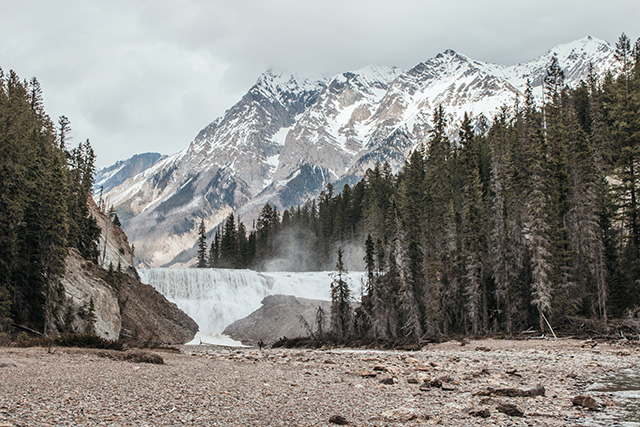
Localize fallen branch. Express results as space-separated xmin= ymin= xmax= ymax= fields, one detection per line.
xmin=541 ymin=313 xmax=557 ymax=339
xmin=11 ymin=323 xmax=43 ymax=336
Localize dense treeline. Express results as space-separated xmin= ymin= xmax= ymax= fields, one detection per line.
xmin=204 ymin=34 xmax=640 ymax=339
xmin=0 ymin=69 xmax=100 ymax=334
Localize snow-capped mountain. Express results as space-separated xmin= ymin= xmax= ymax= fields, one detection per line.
xmin=94 ymin=152 xmax=166 ymax=194
xmin=102 ymin=36 xmax=618 ymax=268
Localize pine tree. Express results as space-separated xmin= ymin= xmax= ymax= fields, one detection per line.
xmin=237 ymin=221 xmax=249 ymax=268
xmin=422 ymin=105 xmax=451 ymax=335
xmin=219 ymin=212 xmax=238 ymax=268
xmin=529 ymin=125 xmax=553 ymax=332
xmin=196 ymin=219 xmax=207 ymax=268
xmin=209 ymin=228 xmax=220 ymax=268
xmin=330 ymin=248 xmax=352 ymax=340
xmin=610 ymin=33 xmax=640 ymax=310
xmin=362 ymin=234 xmax=376 ymax=313
xmin=112 ymin=213 xmax=121 ymax=228
xmin=459 ymin=113 xmax=485 ymax=334
xmin=397 ymin=149 xmax=426 ymax=338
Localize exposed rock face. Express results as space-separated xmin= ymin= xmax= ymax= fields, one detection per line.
xmin=223 ymin=294 xmax=331 ymax=344
xmin=89 ymin=197 xmax=138 ymax=279
xmin=49 ymin=197 xmax=199 ymax=344
xmin=57 ymin=248 xmax=122 ymax=340
xmin=56 ymin=249 xmax=198 ymax=344
xmin=116 ymin=274 xmax=199 ymax=345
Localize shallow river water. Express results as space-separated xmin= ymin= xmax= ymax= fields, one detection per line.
xmin=587 ymin=368 xmax=640 ymax=426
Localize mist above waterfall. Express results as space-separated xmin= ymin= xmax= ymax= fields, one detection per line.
xmin=259 ymin=224 xmax=366 ymax=272
xmin=139 ymin=268 xmax=365 ymax=343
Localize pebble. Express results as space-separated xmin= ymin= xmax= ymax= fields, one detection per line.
xmin=0 ymin=338 xmax=634 ymax=426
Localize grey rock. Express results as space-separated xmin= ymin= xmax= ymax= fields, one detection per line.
xmin=496 ymin=403 xmax=524 ymax=417
xmin=223 ymin=295 xmax=331 ymax=345
xmin=0 ymin=358 xmax=18 ymax=368
xmin=329 ymin=415 xmax=349 ymax=425
xmin=573 ymin=395 xmax=599 ymax=410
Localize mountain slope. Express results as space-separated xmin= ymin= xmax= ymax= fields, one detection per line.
xmin=95 ymin=152 xmax=166 ymax=194
xmin=104 ymin=36 xmax=618 ymax=268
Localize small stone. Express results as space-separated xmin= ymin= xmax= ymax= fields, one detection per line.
xmin=573 ymin=395 xmax=599 ymax=410
xmin=380 ymin=407 xmax=428 ymax=422
xmin=469 ymin=408 xmax=491 ymax=418
xmin=429 ymin=378 xmax=442 ymax=388
xmin=0 ymin=358 xmax=18 ymax=368
xmin=407 ymin=377 xmax=420 ymax=384
xmin=379 ymin=377 xmax=395 ymax=385
xmin=329 ymin=415 xmax=349 ymax=425
xmin=496 ymin=403 xmax=524 ymax=417
xmin=359 ymin=370 xmax=377 ymax=378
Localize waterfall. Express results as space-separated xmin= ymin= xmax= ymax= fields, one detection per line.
xmin=139 ymin=268 xmax=364 ymax=344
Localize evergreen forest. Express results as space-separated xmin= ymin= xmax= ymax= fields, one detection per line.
xmin=203 ymin=34 xmax=640 ymax=339
xmin=0 ymin=69 xmax=101 ymax=334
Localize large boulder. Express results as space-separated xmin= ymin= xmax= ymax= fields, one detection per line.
xmin=223 ymin=294 xmax=331 ymax=344
xmin=56 ymin=249 xmax=198 ymax=345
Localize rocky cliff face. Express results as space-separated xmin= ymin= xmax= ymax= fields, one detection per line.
xmin=50 ymin=199 xmax=199 ymax=344
xmin=89 ymin=196 xmax=138 ymax=279
xmin=102 ymin=36 xmax=619 ymax=268
xmin=223 ymin=294 xmax=331 ymax=345
xmin=57 ymin=248 xmax=122 ymax=340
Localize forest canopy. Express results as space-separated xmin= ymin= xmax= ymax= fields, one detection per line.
xmin=203 ymin=33 xmax=640 ymax=339
xmin=0 ymin=69 xmax=100 ymax=334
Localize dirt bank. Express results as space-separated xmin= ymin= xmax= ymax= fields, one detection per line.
xmin=0 ymin=338 xmax=637 ymax=426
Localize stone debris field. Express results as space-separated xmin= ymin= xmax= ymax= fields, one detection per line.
xmin=0 ymin=338 xmax=637 ymax=426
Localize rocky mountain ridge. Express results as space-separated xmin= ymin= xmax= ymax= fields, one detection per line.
xmin=102 ymin=36 xmax=619 ymax=267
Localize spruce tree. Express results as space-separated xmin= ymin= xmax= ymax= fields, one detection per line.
xmin=219 ymin=213 xmax=238 ymax=268
xmin=459 ymin=113 xmax=485 ymax=334
xmin=330 ymin=248 xmax=352 ymax=340
xmin=196 ymin=219 xmax=207 ymax=268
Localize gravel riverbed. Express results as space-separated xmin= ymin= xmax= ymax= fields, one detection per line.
xmin=0 ymin=338 xmax=637 ymax=426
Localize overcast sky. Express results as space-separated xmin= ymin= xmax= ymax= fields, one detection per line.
xmin=1 ymin=0 xmax=638 ymax=168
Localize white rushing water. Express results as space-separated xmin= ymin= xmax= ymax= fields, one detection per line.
xmin=138 ymin=268 xmax=365 ymax=345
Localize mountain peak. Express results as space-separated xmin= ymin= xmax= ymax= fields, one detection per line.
xmin=255 ymin=69 xmax=326 ymax=96
xmin=347 ymin=64 xmax=405 ymax=86
xmin=545 ymin=35 xmax=612 ymax=61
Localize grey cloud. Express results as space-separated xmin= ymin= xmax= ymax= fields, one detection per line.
xmin=1 ymin=0 xmax=638 ymax=167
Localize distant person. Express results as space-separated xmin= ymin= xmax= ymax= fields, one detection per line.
xmin=258 ymin=339 xmax=264 ymax=351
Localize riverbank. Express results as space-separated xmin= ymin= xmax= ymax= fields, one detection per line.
xmin=0 ymin=338 xmax=637 ymax=426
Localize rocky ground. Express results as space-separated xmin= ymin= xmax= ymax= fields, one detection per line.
xmin=0 ymin=338 xmax=637 ymax=426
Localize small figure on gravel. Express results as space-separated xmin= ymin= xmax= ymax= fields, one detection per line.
xmin=258 ymin=339 xmax=264 ymax=351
